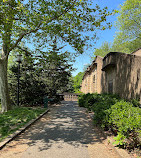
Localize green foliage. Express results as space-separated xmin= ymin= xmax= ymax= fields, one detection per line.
xmin=93 ymin=41 xmax=112 ymax=57
xmin=108 ymin=100 xmax=141 ymax=147
xmin=78 ymin=93 xmax=141 ymax=148
xmin=0 ymin=107 xmax=46 ymax=141
xmin=73 ymin=72 xmax=84 ymax=93
xmin=112 ymin=0 xmax=141 ymax=53
xmin=36 ymin=39 xmax=74 ymax=97
xmin=91 ymin=94 xmax=119 ymax=126
xmin=93 ymin=0 xmax=141 ymax=58
xmin=8 ymin=39 xmax=74 ymax=106
xmin=130 ymin=99 xmax=141 ymax=107
xmin=79 ymin=93 xmax=119 ymax=124
xmin=0 ymin=0 xmax=112 ymax=112
xmin=0 ymin=0 xmax=111 ymax=54
xmin=78 ymin=93 xmax=91 ymax=107
xmin=8 ymin=50 xmax=47 ymax=106
xmin=116 ymin=0 xmax=141 ymax=41
xmin=113 ymin=133 xmax=126 ymax=146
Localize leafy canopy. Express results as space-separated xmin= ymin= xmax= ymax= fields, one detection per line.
xmin=93 ymin=41 xmax=111 ymax=57
xmin=116 ymin=0 xmax=141 ymax=41
xmin=0 ymin=0 xmax=112 ymax=55
xmin=93 ymin=0 xmax=141 ymax=58
xmin=73 ymin=72 xmax=84 ymax=93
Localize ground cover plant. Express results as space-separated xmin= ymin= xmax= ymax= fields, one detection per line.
xmin=0 ymin=107 xmax=46 ymax=141
xmin=78 ymin=93 xmax=141 ymax=150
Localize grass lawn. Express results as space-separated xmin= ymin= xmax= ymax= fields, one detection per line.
xmin=0 ymin=107 xmax=46 ymax=141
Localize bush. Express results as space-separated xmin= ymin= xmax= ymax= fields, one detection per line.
xmin=78 ymin=93 xmax=91 ymax=107
xmin=78 ymin=93 xmax=141 ymax=148
xmin=130 ymin=99 xmax=141 ymax=108
xmin=107 ymin=100 xmax=141 ymax=147
xmin=91 ymin=94 xmax=119 ymax=127
xmin=79 ymin=93 xmax=119 ymax=126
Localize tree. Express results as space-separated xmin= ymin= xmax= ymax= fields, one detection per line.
xmin=111 ymin=33 xmax=141 ymax=54
xmin=112 ymin=0 xmax=141 ymax=53
xmin=8 ymin=49 xmax=47 ymax=106
xmin=92 ymin=0 xmax=141 ymax=58
xmin=93 ymin=41 xmax=111 ymax=57
xmin=73 ymin=72 xmax=84 ymax=93
xmin=116 ymin=0 xmax=141 ymax=41
xmin=65 ymin=77 xmax=74 ymax=93
xmin=0 ymin=0 xmax=111 ymax=112
xmin=8 ymin=39 xmax=75 ymax=106
xmin=37 ymin=38 xmax=74 ymax=97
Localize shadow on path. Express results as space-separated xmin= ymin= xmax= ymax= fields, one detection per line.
xmin=8 ymin=101 xmax=105 ymax=152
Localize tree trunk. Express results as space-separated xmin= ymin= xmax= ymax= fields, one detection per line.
xmin=0 ymin=57 xmax=11 ymax=112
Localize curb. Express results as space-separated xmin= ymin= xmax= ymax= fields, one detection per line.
xmin=0 ymin=109 xmax=50 ymax=150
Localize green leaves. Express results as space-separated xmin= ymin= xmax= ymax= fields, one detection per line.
xmin=78 ymin=93 xmax=141 ymax=148
xmin=93 ymin=0 xmax=141 ymax=59
xmin=93 ymin=41 xmax=111 ymax=57
xmin=73 ymin=72 xmax=84 ymax=93
xmin=113 ymin=133 xmax=126 ymax=146
xmin=108 ymin=100 xmax=141 ymax=146
xmin=1 ymin=0 xmax=112 ymax=112
xmin=0 ymin=0 xmax=112 ymax=55
xmin=116 ymin=0 xmax=141 ymax=40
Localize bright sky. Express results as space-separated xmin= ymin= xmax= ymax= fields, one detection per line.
xmin=71 ymin=0 xmax=126 ymax=76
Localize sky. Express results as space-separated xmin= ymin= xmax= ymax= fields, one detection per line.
xmin=71 ymin=0 xmax=126 ymax=76
xmin=5 ymin=0 xmax=126 ymax=76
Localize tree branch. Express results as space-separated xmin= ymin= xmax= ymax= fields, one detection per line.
xmin=17 ymin=46 xmax=32 ymax=56
xmin=45 ymin=0 xmax=77 ymax=24
xmin=9 ymin=23 xmax=42 ymax=52
xmin=9 ymin=0 xmax=77 ymax=52
xmin=0 ymin=48 xmax=8 ymax=62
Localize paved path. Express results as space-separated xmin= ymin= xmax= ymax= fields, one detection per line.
xmin=0 ymin=101 xmax=123 ymax=158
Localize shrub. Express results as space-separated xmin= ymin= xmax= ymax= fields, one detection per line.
xmin=79 ymin=93 xmax=120 ymax=126
xmin=92 ymin=94 xmax=119 ymax=127
xmin=78 ymin=93 xmax=141 ymax=148
xmin=130 ymin=99 xmax=141 ymax=108
xmin=78 ymin=93 xmax=91 ymax=107
xmin=108 ymin=100 xmax=141 ymax=147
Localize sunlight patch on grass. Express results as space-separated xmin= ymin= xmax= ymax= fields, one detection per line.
xmin=0 ymin=107 xmax=46 ymax=141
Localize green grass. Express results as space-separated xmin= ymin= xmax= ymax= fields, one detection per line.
xmin=0 ymin=107 xmax=46 ymax=141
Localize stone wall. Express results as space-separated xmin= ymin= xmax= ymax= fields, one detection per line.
xmin=102 ymin=51 xmax=141 ymax=102
xmin=63 ymin=93 xmax=79 ymax=101
xmin=81 ymin=49 xmax=141 ymax=103
xmin=80 ymin=56 xmax=103 ymax=94
xmin=131 ymin=48 xmax=141 ymax=57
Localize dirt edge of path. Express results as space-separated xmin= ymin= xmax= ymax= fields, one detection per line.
xmin=86 ymin=111 xmax=137 ymax=158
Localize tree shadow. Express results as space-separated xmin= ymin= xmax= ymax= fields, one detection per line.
xmin=101 ymin=52 xmax=141 ymax=102
xmin=10 ymin=101 xmax=106 ymax=152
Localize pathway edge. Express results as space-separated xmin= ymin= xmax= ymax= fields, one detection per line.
xmin=0 ymin=109 xmax=50 ymax=150
xmin=87 ymin=111 xmax=130 ymax=158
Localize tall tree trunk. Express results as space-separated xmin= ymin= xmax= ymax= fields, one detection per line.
xmin=0 ymin=57 xmax=10 ymax=112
